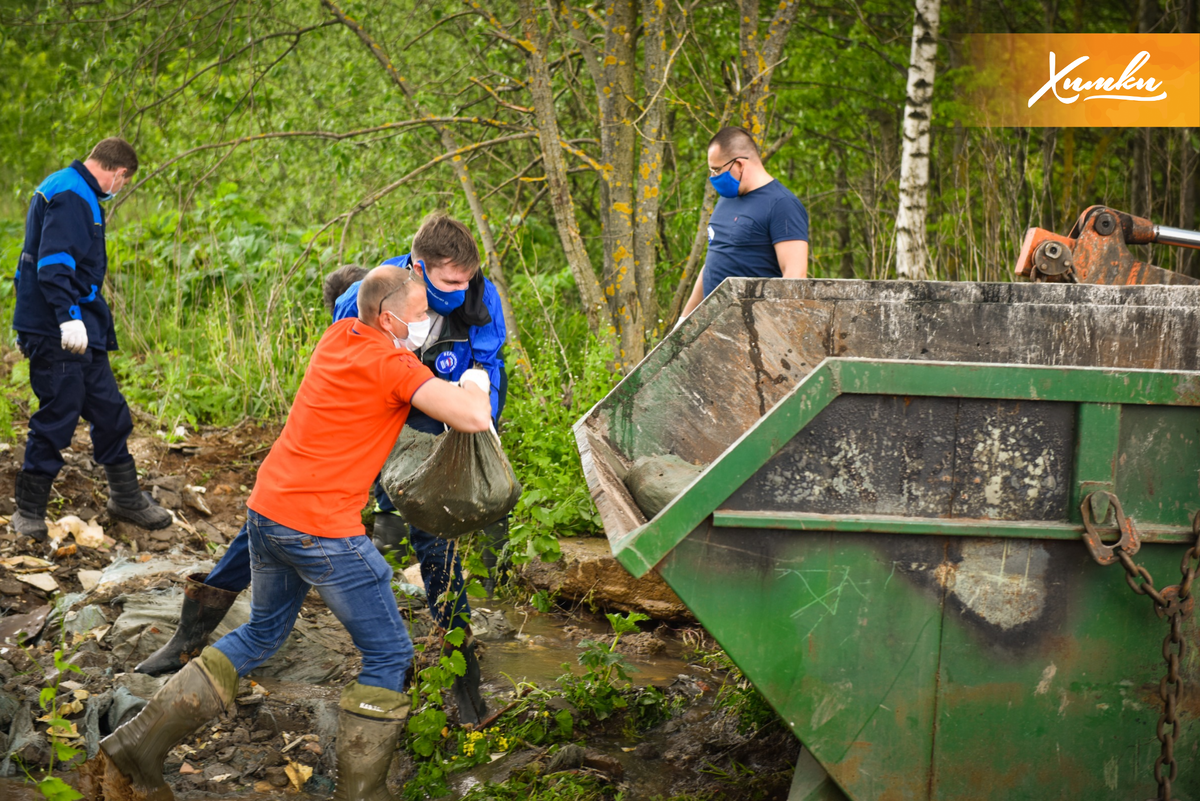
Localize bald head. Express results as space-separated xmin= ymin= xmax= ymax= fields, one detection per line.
xmin=357 ymin=265 xmax=426 ymax=328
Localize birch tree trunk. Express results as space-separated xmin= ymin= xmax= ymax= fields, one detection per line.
xmin=893 ymin=0 xmax=940 ymax=280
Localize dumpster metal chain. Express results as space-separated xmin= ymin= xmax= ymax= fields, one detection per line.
xmin=1081 ymin=491 xmax=1200 ymax=801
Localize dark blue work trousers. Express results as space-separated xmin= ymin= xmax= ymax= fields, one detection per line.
xmin=18 ymin=334 xmax=133 ymax=478
xmin=207 ymin=410 xmax=471 ymax=632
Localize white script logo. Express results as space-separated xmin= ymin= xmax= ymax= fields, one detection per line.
xmin=1028 ymin=50 xmax=1166 ymax=107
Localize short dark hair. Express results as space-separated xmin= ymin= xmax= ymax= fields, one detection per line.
xmin=87 ymin=138 xmax=139 ymax=174
xmin=322 ymin=264 xmax=369 ymax=313
xmin=411 ymin=213 xmax=480 ymax=276
xmin=707 ymin=126 xmax=759 ymax=160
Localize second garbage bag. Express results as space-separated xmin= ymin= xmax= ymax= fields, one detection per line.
xmin=380 ymin=425 xmax=522 ymax=538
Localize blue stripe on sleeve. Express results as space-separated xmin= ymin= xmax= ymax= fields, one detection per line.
xmin=37 ymin=253 xmax=77 ymax=271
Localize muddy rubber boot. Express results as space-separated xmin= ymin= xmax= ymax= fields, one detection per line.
xmin=135 ymin=573 xmax=240 ymax=676
xmin=372 ymin=512 xmax=408 ymax=558
xmin=105 ymin=458 xmax=173 ymax=530
xmin=9 ymin=470 xmax=53 ymax=542
xmin=449 ymin=631 xmax=488 ymax=726
xmin=86 ymin=647 xmax=238 ymax=801
xmin=333 ymin=682 xmax=410 ymax=801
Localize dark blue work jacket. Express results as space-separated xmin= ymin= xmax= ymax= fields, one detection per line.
xmin=13 ymin=160 xmax=119 ymax=351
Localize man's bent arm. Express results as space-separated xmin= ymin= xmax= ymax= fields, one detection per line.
xmin=680 ymin=270 xmax=706 ymax=318
xmin=411 ymin=379 xmax=492 ymax=433
xmin=775 ymin=240 xmax=809 ymax=279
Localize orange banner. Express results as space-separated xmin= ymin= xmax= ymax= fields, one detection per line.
xmin=965 ymin=34 xmax=1199 ymax=127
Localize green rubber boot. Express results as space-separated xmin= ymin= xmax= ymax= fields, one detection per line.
xmin=333 ymin=682 xmax=411 ymax=801
xmin=86 ymin=647 xmax=238 ymax=800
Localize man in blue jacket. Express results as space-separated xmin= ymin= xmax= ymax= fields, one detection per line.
xmin=11 ymin=138 xmax=171 ymax=542
xmin=136 ymin=213 xmax=506 ymax=724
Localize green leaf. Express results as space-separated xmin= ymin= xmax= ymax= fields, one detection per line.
xmin=52 ymin=741 xmax=81 ymax=762
xmin=37 ymin=777 xmax=83 ymax=801
xmin=444 ymin=648 xmax=467 ymax=677
xmin=443 ymin=627 xmax=466 ymax=648
xmin=554 ymin=709 xmax=573 ymax=736
xmin=465 ymin=579 xmax=487 ymax=599
xmin=39 ymin=687 xmax=56 ymax=710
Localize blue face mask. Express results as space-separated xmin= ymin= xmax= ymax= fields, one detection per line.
xmin=418 ymin=261 xmax=467 ymax=315
xmin=710 ymin=170 xmax=741 ymax=199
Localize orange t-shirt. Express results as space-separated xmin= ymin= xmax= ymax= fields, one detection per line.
xmin=248 ymin=317 xmax=434 ymax=538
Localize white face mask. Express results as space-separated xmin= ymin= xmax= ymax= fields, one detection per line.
xmin=387 ymin=312 xmax=431 ymax=350
xmin=99 ymin=170 xmax=124 ymax=202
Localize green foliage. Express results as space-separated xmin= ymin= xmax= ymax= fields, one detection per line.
xmin=557 ymin=612 xmax=650 ymax=722
xmin=704 ymin=651 xmax=781 ymax=736
xmin=17 ymin=648 xmax=86 ymax=800
xmin=459 ymin=770 xmax=612 ymax=801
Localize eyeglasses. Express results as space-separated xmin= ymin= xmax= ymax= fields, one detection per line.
xmin=708 ymin=157 xmax=743 ymax=178
xmin=377 ymin=268 xmax=419 ymax=317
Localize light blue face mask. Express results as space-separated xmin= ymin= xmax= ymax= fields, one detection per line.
xmin=97 ymin=171 xmax=124 ymax=202
xmin=709 ymin=161 xmax=742 ymax=199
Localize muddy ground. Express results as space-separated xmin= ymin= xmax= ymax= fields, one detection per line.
xmin=0 ymin=421 xmax=800 ymax=800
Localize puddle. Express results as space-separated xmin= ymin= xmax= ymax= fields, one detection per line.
xmin=480 ymin=603 xmax=696 ymax=692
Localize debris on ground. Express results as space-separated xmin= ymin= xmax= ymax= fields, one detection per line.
xmin=0 ymin=420 xmax=796 ymax=800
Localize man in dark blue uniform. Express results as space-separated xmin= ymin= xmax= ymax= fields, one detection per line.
xmin=679 ymin=126 xmax=809 ymax=320
xmin=135 ymin=214 xmax=506 ymax=724
xmin=11 ymin=138 xmax=171 ymax=541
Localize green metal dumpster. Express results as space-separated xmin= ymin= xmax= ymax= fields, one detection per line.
xmin=575 ymin=279 xmax=1200 ymax=800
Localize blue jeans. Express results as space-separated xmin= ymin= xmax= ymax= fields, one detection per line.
xmin=212 ymin=510 xmax=414 ymax=692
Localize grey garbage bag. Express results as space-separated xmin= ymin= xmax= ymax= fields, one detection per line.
xmin=624 ymin=454 xmax=705 ymax=519
xmin=380 ymin=425 xmax=522 ymax=538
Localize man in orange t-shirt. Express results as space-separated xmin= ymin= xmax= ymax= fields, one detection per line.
xmin=90 ymin=265 xmax=492 ymax=801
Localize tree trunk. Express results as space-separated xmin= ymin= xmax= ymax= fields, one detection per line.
xmin=595 ymin=0 xmax=642 ymax=366
xmin=633 ymin=0 xmax=669 ymax=338
xmin=516 ymin=0 xmax=610 ymax=338
xmin=737 ymin=0 xmax=802 ymax=142
xmin=894 ymin=0 xmax=940 ymax=279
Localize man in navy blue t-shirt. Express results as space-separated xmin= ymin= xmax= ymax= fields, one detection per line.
xmin=680 ymin=126 xmax=809 ymax=319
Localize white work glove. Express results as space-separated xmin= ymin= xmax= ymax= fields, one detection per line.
xmin=59 ymin=320 xmax=88 ymax=354
xmin=458 ymin=368 xmax=491 ymax=396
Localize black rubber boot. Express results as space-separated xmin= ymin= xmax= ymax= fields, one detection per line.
xmin=448 ymin=630 xmax=488 ymax=726
xmin=104 ymin=458 xmax=173 ymax=530
xmin=372 ymin=512 xmax=408 ymax=558
xmin=84 ymin=647 xmax=238 ymax=801
xmin=333 ymin=682 xmax=410 ymax=801
xmin=135 ymin=573 xmax=240 ymax=676
xmin=10 ymin=470 xmax=53 ymax=542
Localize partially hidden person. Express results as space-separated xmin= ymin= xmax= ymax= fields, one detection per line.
xmin=83 ymin=264 xmax=494 ymax=801
xmin=678 ymin=125 xmax=810 ymax=322
xmin=10 ymin=137 xmax=172 ymax=542
xmin=134 ymin=214 xmax=506 ymax=725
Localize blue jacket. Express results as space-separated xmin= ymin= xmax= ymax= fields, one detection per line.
xmin=333 ymin=254 xmax=507 ymax=419
xmin=13 ymin=160 xmax=118 ymax=350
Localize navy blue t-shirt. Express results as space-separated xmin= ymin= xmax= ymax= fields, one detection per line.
xmin=702 ymin=179 xmax=809 ymax=296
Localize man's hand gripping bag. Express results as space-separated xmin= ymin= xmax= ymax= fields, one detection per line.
xmin=380 ymin=426 xmax=522 ymax=537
